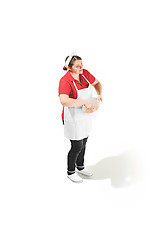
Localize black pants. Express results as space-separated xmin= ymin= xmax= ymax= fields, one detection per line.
xmin=62 ymin=119 xmax=88 ymax=175
xmin=67 ymin=137 xmax=88 ymax=175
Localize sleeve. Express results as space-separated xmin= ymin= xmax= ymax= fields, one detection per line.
xmin=58 ymin=79 xmax=71 ymax=96
xmin=83 ymin=69 xmax=96 ymax=84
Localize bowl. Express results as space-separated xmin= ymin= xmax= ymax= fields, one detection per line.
xmin=82 ymin=97 xmax=101 ymax=115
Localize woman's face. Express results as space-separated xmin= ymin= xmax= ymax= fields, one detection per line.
xmin=69 ymin=60 xmax=83 ymax=74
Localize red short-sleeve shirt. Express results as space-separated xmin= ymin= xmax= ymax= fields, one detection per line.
xmin=58 ymin=69 xmax=96 ymax=120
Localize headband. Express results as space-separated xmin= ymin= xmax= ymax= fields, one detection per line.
xmin=64 ymin=50 xmax=76 ymax=68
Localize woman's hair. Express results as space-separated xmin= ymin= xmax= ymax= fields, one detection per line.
xmin=63 ymin=55 xmax=82 ymax=71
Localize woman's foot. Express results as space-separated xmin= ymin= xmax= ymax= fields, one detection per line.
xmin=67 ymin=173 xmax=83 ymax=183
xmin=77 ymin=168 xmax=93 ymax=177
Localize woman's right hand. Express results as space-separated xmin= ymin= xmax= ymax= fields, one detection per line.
xmin=83 ymin=99 xmax=100 ymax=113
xmin=83 ymin=101 xmax=92 ymax=109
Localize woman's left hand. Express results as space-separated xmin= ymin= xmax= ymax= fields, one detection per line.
xmin=97 ymin=95 xmax=103 ymax=102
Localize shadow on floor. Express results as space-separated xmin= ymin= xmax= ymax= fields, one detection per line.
xmin=78 ymin=151 xmax=143 ymax=188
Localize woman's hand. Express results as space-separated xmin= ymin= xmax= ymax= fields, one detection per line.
xmin=97 ymin=95 xmax=103 ymax=102
xmin=83 ymin=99 xmax=99 ymax=113
xmin=83 ymin=101 xmax=92 ymax=109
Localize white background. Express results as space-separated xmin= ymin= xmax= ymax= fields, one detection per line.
xmin=0 ymin=0 xmax=160 ymax=239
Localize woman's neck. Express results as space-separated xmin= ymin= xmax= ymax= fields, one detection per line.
xmin=70 ymin=72 xmax=80 ymax=81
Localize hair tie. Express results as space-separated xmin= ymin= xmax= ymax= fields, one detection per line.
xmin=64 ymin=50 xmax=76 ymax=68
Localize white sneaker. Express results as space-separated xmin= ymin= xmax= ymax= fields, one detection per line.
xmin=77 ymin=168 xmax=93 ymax=177
xmin=67 ymin=173 xmax=83 ymax=183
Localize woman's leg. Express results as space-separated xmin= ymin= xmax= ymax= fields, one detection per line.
xmin=76 ymin=137 xmax=88 ymax=170
xmin=67 ymin=139 xmax=83 ymax=175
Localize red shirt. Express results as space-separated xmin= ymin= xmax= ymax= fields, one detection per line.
xmin=58 ymin=69 xmax=96 ymax=120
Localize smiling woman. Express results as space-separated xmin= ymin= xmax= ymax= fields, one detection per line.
xmin=58 ymin=52 xmax=103 ymax=183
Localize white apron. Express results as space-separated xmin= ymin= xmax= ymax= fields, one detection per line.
xmin=64 ymin=75 xmax=93 ymax=140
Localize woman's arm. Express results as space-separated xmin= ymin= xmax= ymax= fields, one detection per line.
xmin=59 ymin=94 xmax=91 ymax=108
xmin=92 ymin=79 xmax=103 ymax=101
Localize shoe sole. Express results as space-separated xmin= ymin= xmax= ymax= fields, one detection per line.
xmin=76 ymin=171 xmax=93 ymax=177
xmin=67 ymin=176 xmax=83 ymax=183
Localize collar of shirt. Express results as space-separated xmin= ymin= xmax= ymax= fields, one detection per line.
xmin=63 ymin=70 xmax=89 ymax=91
xmin=66 ymin=70 xmax=82 ymax=81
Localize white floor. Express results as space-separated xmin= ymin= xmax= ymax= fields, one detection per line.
xmin=1 ymin=106 xmax=159 ymax=239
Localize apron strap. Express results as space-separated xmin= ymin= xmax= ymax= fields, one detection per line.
xmin=73 ymin=75 xmax=91 ymax=99
xmin=73 ymin=75 xmax=90 ymax=91
xmin=81 ymin=74 xmax=91 ymax=85
xmin=72 ymin=81 xmax=78 ymax=92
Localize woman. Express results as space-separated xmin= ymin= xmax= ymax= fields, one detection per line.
xmin=58 ymin=52 xmax=103 ymax=183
